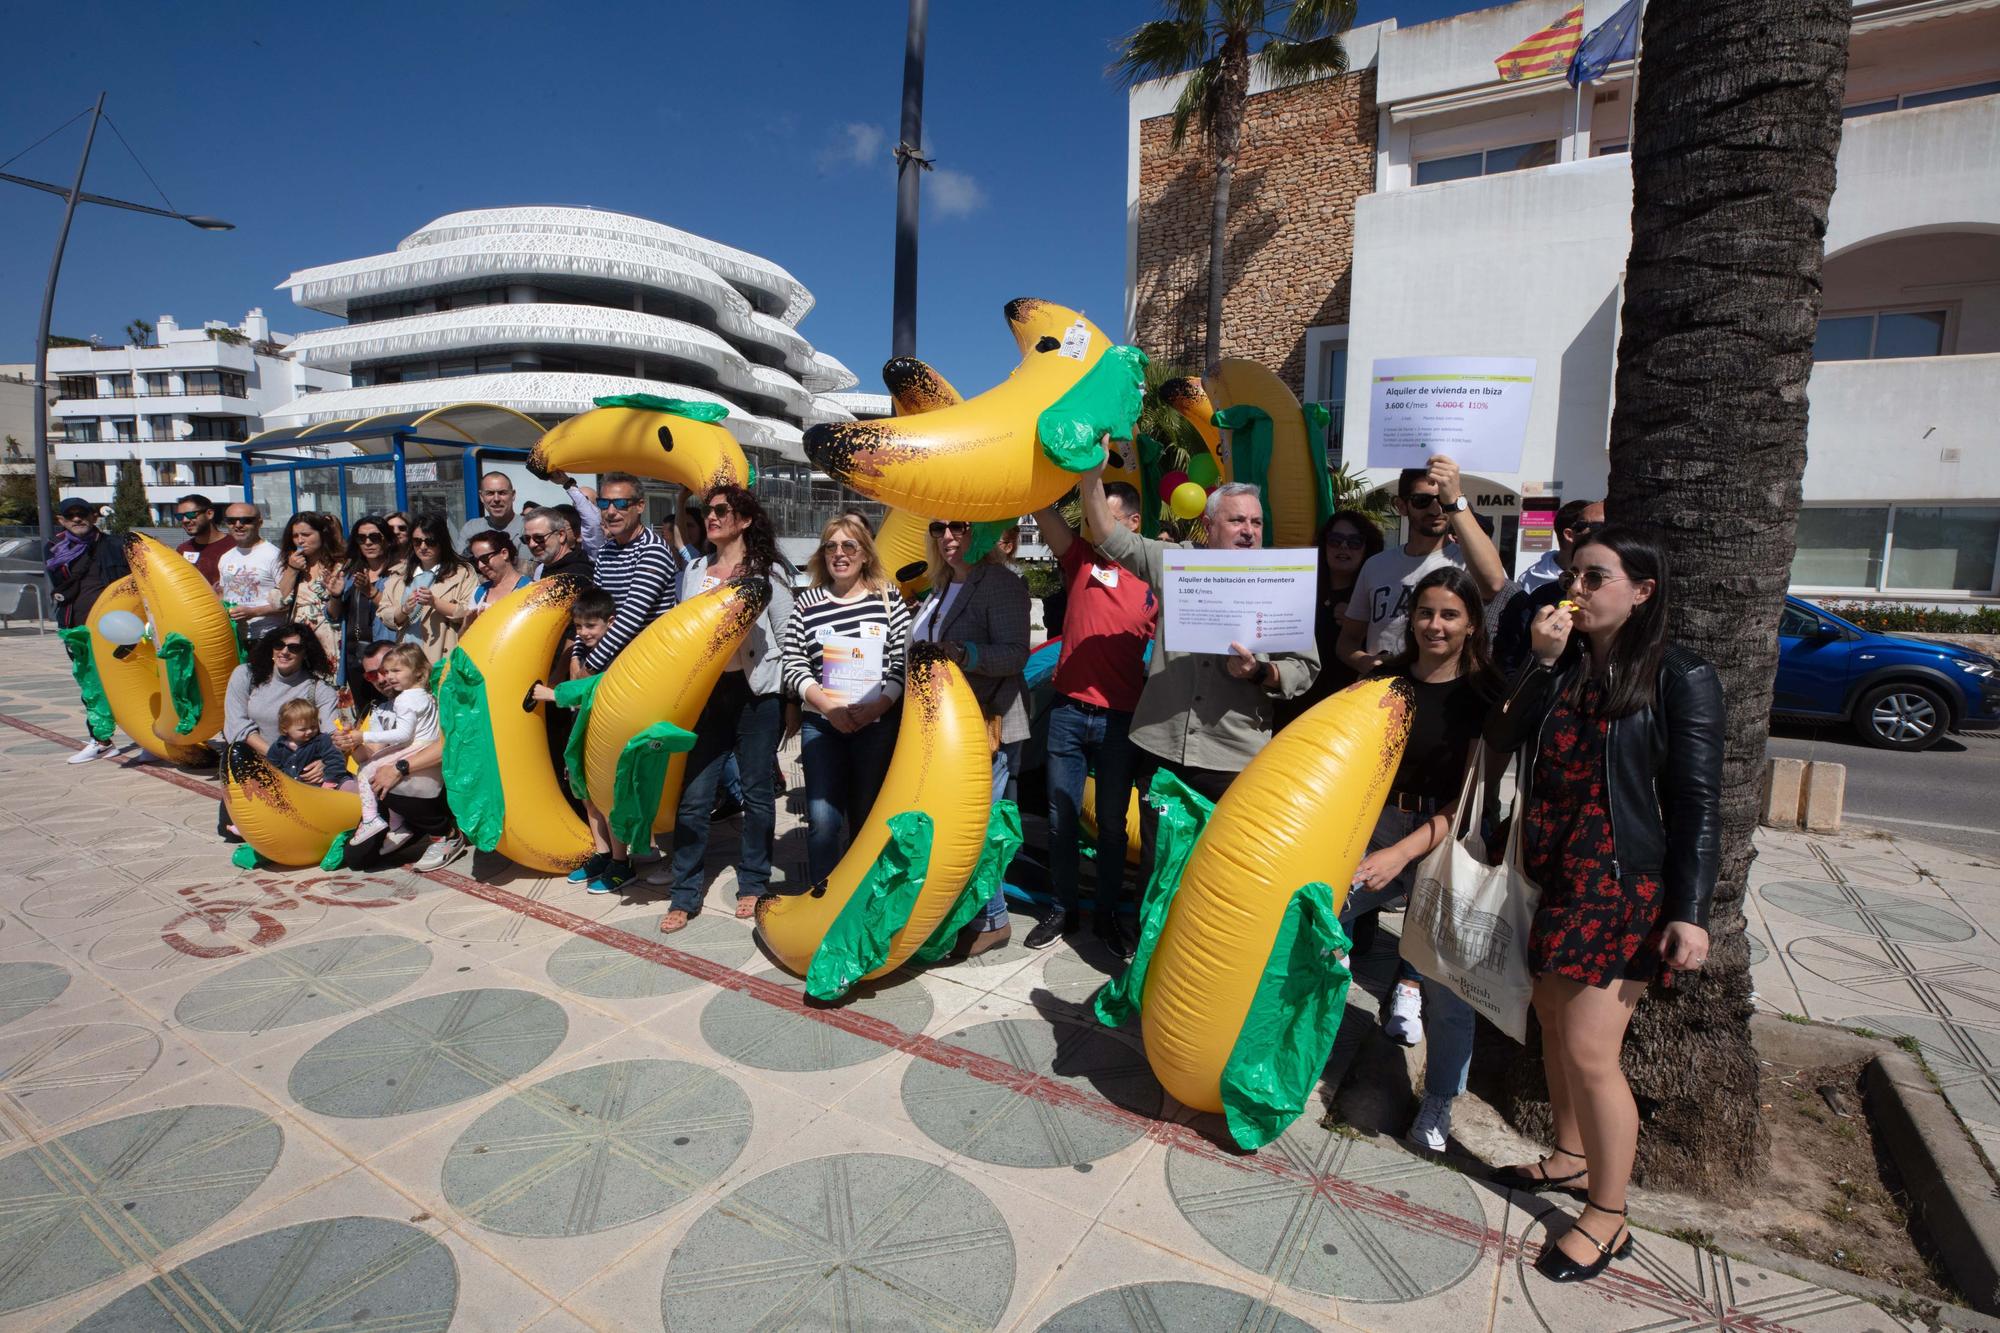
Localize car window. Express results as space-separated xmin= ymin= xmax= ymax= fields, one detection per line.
xmin=1779 ymin=605 xmax=1820 ymax=638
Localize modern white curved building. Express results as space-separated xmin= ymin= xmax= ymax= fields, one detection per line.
xmin=267 ymin=206 xmax=862 ymax=472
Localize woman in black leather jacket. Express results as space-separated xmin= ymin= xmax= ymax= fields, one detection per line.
xmin=1483 ymin=523 xmax=1724 ymax=1285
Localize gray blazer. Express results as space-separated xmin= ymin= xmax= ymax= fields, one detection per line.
xmin=914 ymin=562 xmax=1031 ymax=743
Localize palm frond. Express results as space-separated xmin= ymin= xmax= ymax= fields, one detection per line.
xmin=1283 ymin=0 xmax=1358 ymax=42
xmin=1261 ymin=32 xmax=1349 ymax=87
xmin=1218 ymin=0 xmax=1268 ymax=37
xmin=1168 ymin=60 xmax=1220 ymax=150
xmin=1112 ymin=17 xmax=1211 ymax=88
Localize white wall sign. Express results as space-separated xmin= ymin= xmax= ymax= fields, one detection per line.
xmin=1366 ymin=356 xmax=1536 ymax=475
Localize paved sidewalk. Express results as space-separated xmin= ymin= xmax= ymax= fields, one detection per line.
xmin=0 ymin=629 xmax=1959 ymax=1331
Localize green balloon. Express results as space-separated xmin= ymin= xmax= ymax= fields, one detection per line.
xmin=1187 ymin=453 xmax=1221 ymax=488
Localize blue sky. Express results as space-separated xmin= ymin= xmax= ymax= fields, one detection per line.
xmin=1 ymin=0 xmax=1500 ymax=396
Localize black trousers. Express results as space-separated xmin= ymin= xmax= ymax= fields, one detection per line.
xmin=1131 ymin=751 xmax=1238 ymax=901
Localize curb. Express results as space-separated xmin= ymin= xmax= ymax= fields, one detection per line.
xmin=1867 ymin=1048 xmax=2000 ymax=1317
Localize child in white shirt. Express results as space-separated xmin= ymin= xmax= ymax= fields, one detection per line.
xmin=353 ymin=643 xmax=441 ymax=849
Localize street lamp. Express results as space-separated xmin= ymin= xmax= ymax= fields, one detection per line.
xmin=3 ymin=92 xmax=234 ymax=545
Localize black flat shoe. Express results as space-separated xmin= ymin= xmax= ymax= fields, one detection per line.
xmin=1024 ymin=910 xmax=1067 ymax=951
xmin=1493 ymin=1144 xmax=1588 ymax=1200
xmin=1534 ymin=1199 xmax=1632 ymax=1283
xmin=1095 ymin=913 xmax=1136 ymax=961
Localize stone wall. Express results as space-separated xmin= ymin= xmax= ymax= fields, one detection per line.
xmin=1133 ymin=69 xmax=1377 ymax=397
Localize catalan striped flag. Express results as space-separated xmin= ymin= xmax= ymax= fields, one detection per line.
xmin=1494 ymin=3 xmax=1584 ymax=82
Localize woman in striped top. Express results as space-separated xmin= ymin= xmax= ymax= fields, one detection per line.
xmin=780 ymin=513 xmax=911 ymax=892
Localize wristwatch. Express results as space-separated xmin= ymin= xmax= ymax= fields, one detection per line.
xmin=1448 ymin=495 xmax=1471 ymax=513
xmin=394 ymin=759 xmax=410 ymax=777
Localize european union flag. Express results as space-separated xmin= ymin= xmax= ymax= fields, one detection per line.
xmin=1567 ymin=0 xmax=1642 ymax=88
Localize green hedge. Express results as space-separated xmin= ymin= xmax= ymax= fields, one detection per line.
xmin=1821 ymin=601 xmax=2000 ymax=635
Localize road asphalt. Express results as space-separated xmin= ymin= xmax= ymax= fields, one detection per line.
xmin=1769 ymin=721 xmax=2000 ymax=861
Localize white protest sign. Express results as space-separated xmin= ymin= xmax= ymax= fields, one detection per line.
xmin=1160 ymin=548 xmax=1318 ymax=656
xmin=1366 ymin=356 xmax=1535 ymax=475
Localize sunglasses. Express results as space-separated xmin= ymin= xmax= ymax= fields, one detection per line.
xmin=704 ymin=503 xmax=734 ymax=519
xmin=1402 ymin=493 xmax=1441 ymax=511
xmin=1324 ymin=532 xmax=1366 ymax=550
xmin=472 ymin=551 xmax=500 ymax=566
xmin=355 ymin=531 xmax=384 ymax=544
xmin=1560 ymin=568 xmax=1628 ymax=593
xmin=175 ymin=510 xmax=206 ymax=523
xmin=596 ymin=497 xmax=640 ymax=511
xmin=927 ymin=521 xmax=971 ymax=537
xmin=224 ymin=516 xmax=260 ymax=526
xmin=412 ymin=535 xmax=438 ymax=547
xmin=362 ymin=665 xmax=386 ymax=679
xmin=522 ymin=531 xmax=550 ymax=546
xmin=386 ymin=523 xmax=409 ymax=534
xmin=272 ymin=640 xmax=305 ymax=654
xmin=822 ymin=539 xmax=861 ymax=555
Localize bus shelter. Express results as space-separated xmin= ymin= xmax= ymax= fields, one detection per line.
xmin=231 ymin=402 xmax=556 ymax=533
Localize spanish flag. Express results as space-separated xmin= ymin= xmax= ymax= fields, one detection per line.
xmin=1495 ymin=3 xmax=1584 ymax=82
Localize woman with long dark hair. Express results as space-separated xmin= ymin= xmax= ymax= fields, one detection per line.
xmin=339 ymin=515 xmax=397 ymax=687
xmin=377 ymin=512 xmax=477 ymax=662
xmin=382 ymin=511 xmax=413 ymax=559
xmin=656 ymin=484 xmax=795 ymax=932
xmin=278 ymin=512 xmax=347 ymax=664
xmin=1484 ymin=524 xmax=1723 ymax=1283
xmin=218 ymin=620 xmax=340 ymax=839
xmin=1280 ymin=508 xmax=1386 ymax=730
xmin=465 ymin=529 xmax=531 ymax=620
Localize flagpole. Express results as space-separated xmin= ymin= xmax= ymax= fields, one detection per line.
xmin=1573 ymin=78 xmax=1585 ymax=159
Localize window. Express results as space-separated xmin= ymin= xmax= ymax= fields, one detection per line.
xmin=1845 ymin=80 xmax=2000 ymax=119
xmin=1779 ymin=603 xmax=1822 ymax=638
xmin=1792 ymin=507 xmax=1887 ymax=588
xmin=145 ymin=415 xmax=176 ymax=439
xmin=1812 ymin=309 xmax=1948 ymax=361
xmin=56 ymin=375 xmax=96 ymax=401
xmin=183 ymin=370 xmax=248 ymax=397
xmin=1888 ymin=507 xmax=2000 ymax=592
xmin=189 ymin=461 xmax=240 ymax=488
xmin=106 ymin=417 xmax=137 ymax=443
xmin=1316 ymin=342 xmax=1348 ymax=465
xmin=71 ymin=461 xmax=111 ymax=485
xmin=143 ymin=372 xmax=172 ymax=396
xmin=185 ymin=418 xmax=248 ymax=442
xmin=1594 ymin=141 xmax=1628 ymax=156
xmin=62 ymin=419 xmax=100 ymax=444
xmin=102 ymin=374 xmax=131 ymax=398
xmin=1414 ymin=140 xmax=1560 ymax=185
xmin=153 ymin=463 xmax=186 ymax=487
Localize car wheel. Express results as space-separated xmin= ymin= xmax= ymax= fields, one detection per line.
xmin=1854 ymin=682 xmax=1949 ymax=752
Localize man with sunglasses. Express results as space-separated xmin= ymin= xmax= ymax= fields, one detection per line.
xmin=1493 ymin=499 xmax=1605 ymax=679
xmin=523 ymin=506 xmax=595 ymax=584
xmin=216 ymin=504 xmax=286 ymax=643
xmin=173 ymin=493 xmax=230 ymax=586
xmin=577 ymin=472 xmax=677 ymax=674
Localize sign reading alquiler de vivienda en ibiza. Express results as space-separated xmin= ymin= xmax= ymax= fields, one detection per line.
xmin=1366 ymin=356 xmax=1536 ymax=476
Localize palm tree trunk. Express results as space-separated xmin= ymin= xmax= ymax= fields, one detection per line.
xmin=1204 ymin=36 xmax=1251 ymax=374
xmin=1497 ymin=0 xmax=1851 ymax=1193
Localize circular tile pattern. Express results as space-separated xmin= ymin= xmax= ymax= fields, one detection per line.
xmin=427 ymin=881 xmax=609 ymax=943
xmin=89 ymin=895 xmax=328 ymax=973
xmin=0 ymin=1103 xmax=282 ymax=1316
xmin=1786 ymin=936 xmax=2000 ymax=1024
xmin=547 ymin=916 xmax=752 ymax=1000
xmin=1036 ymin=1281 xmax=1318 ymax=1332
xmin=0 ymin=1021 xmax=160 ymax=1147
xmin=902 ymin=1018 xmax=1159 ymax=1168
xmin=1759 ymin=880 xmax=1975 ymax=944
xmin=1746 ymin=931 xmax=1770 ymax=967
xmin=1042 ymin=949 xmax=1122 ymax=1008
xmin=0 ymin=961 xmax=70 ymax=1029
xmin=660 ymin=1152 xmax=1013 ymax=1329
xmin=444 ymin=1058 xmax=751 ymax=1237
xmin=1166 ymin=1121 xmax=1486 ymax=1301
xmin=1851 ymin=1012 xmax=2000 ymax=1127
xmin=71 ymin=1215 xmax=457 ymax=1331
xmin=700 ymin=974 xmax=932 ymax=1072
xmin=290 ymin=988 xmax=568 ymax=1119
xmin=175 ymin=934 xmax=431 ymax=1033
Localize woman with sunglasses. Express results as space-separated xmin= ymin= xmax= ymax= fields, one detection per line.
xmin=277 ymin=513 xmax=348 ymax=666
xmin=909 ymin=516 xmax=1031 ymax=954
xmin=465 ymin=530 xmax=530 ymax=621
xmin=218 ymin=622 xmax=339 ymax=839
xmin=377 ymin=513 xmax=478 ymax=663
xmin=1279 ymin=509 xmax=1387 ymax=731
xmin=1485 ymin=524 xmax=1723 ymax=1284
xmin=339 ymin=516 xmax=399 ymax=677
xmin=656 ymin=485 xmax=795 ymax=932
xmin=779 ymin=514 xmax=911 ymax=894
xmin=382 ymin=512 xmax=413 ymax=559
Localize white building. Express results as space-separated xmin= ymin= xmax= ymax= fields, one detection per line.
xmin=1332 ymin=0 xmax=2000 ymax=602
xmin=269 ymin=206 xmax=865 ymax=541
xmin=46 ymin=312 xmax=347 ymax=522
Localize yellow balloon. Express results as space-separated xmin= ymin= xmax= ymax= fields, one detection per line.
xmin=1169 ymin=482 xmax=1207 ymax=520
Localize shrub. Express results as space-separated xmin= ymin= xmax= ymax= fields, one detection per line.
xmin=1821 ymin=601 xmax=2000 ymax=636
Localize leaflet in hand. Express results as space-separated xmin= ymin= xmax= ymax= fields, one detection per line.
xmin=820 ymin=634 xmax=885 ymax=704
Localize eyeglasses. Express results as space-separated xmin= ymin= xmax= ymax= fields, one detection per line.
xmin=355 ymin=531 xmax=384 ymax=545
xmin=412 ymin=535 xmax=438 ymax=548
xmin=175 ymin=510 xmax=206 ymax=524
xmin=704 ymin=503 xmax=734 ymax=519
xmin=1324 ymin=532 xmax=1366 ymax=550
xmin=927 ymin=521 xmax=971 ymax=537
xmin=522 ymin=531 xmax=550 ymax=546
xmin=386 ymin=522 xmax=409 ymax=534
xmin=596 ymin=497 xmax=640 ymax=511
xmin=272 ymin=641 xmax=305 ymax=654
xmin=472 ymin=551 xmax=500 ymax=566
xmin=1402 ymin=493 xmax=1440 ymax=511
xmin=362 ymin=664 xmax=386 ymax=679
xmin=1560 ymin=568 xmax=1628 ymax=593
xmin=224 ymin=515 xmax=259 ymax=527
xmin=822 ymin=539 xmax=862 ymax=555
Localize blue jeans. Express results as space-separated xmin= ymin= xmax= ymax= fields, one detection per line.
xmin=1044 ymin=698 xmax=1137 ymax=917
xmin=799 ymin=709 xmax=899 ymax=887
xmin=972 ymin=741 xmax=1022 ymax=932
xmin=667 ymin=675 xmax=780 ymax=913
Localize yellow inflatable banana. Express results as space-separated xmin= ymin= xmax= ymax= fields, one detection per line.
xmin=1080 ymin=775 xmax=1141 ymax=866
xmin=1160 ymin=376 xmax=1226 ymax=479
xmin=1138 ymin=677 xmax=1412 ymax=1124
xmin=757 ymin=648 xmax=990 ymax=982
xmin=222 ymin=743 xmax=363 ymax=868
xmin=583 ymin=577 xmax=770 ymax=836
xmin=874 ymin=357 xmax=965 ymax=600
xmin=125 ymin=533 xmax=237 ymax=748
xmin=87 ymin=577 xmax=209 ymax=766
xmin=1205 ymin=359 xmax=1322 ymax=548
xmin=804 ymin=299 xmax=1110 ymax=521
xmin=526 ymin=397 xmax=752 ymax=494
xmin=447 ymin=576 xmax=593 ymax=873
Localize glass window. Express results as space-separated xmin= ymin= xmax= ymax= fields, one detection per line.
xmin=72 ymin=461 xmax=112 ymax=486
xmin=1901 ymin=80 xmax=2000 ymax=110
xmin=1415 ymin=152 xmax=1482 ymax=185
xmin=1812 ymin=316 xmax=1874 ymax=362
xmin=145 ymin=415 xmax=175 ymax=439
xmin=102 ymin=374 xmax=131 ymax=397
xmin=1874 ymin=310 xmax=1947 ymax=359
xmin=63 ymin=419 xmax=100 ymax=444
xmin=107 ymin=417 xmax=137 ymax=443
xmin=293 ymin=464 xmax=343 ymax=520
xmin=143 ymin=372 xmax=172 ymax=396
xmin=190 ymin=461 xmax=240 ymax=489
xmin=1842 ymin=98 xmax=1898 ymax=119
xmin=249 ymin=470 xmax=289 ymax=522
xmin=402 ymin=454 xmax=467 ymax=533
xmin=57 ymin=375 xmax=95 ymax=400
xmin=1888 ymin=507 xmax=2000 ymax=592
xmin=1594 ymin=141 xmax=1628 ymax=156
xmin=1779 ymin=603 xmax=1821 ymax=637
xmin=1484 ymin=140 xmax=1560 ymax=174
xmin=344 ymin=462 xmax=400 ymax=524
xmin=1792 ymin=507 xmax=1887 ymax=588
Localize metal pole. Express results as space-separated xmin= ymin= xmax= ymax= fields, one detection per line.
xmin=1571 ymin=78 xmax=1584 ymax=160
xmin=890 ymin=0 xmax=928 ymax=359
xmin=31 ymin=92 xmax=106 ymax=549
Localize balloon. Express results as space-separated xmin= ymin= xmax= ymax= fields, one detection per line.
xmin=98 ymin=609 xmax=147 ymax=646
xmin=1158 ymin=470 xmax=1189 ymax=503
xmin=1169 ymin=483 xmax=1208 ymax=521
xmin=1187 ymin=453 xmax=1221 ymax=488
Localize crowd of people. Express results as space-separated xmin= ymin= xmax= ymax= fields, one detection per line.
xmin=47 ymin=450 xmax=1721 ymax=1286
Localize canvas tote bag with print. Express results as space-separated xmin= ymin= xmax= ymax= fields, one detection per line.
xmin=1399 ymin=740 xmax=1539 ymax=1042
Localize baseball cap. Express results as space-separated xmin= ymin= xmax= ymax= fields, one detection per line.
xmin=57 ymin=498 xmax=97 ymax=519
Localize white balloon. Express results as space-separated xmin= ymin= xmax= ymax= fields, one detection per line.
xmin=98 ymin=610 xmax=147 ymax=646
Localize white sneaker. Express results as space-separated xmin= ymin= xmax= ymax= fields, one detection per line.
xmin=414 ymin=833 xmax=466 ymax=872
xmin=1407 ymin=1094 xmax=1453 ymax=1153
xmin=353 ymin=817 xmax=390 ymax=844
xmin=1383 ymin=983 xmax=1425 ymax=1047
xmin=380 ymin=827 xmax=417 ymax=853
xmin=67 ymin=740 xmax=110 ymax=765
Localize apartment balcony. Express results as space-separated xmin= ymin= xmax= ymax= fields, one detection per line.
xmin=1803 ymin=352 xmax=2000 ymax=502
xmin=1825 ymin=91 xmax=2000 ymax=258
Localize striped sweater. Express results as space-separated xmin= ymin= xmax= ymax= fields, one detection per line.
xmin=578 ymin=527 xmax=679 ymax=673
xmin=779 ymin=585 xmax=912 ymax=708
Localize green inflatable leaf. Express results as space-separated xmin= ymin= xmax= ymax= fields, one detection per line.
xmin=551 ymin=674 xmax=602 ymax=803
xmin=1092 ymin=770 xmax=1215 ymax=1029
xmin=438 ymin=647 xmax=505 ymax=853
xmin=319 ymin=829 xmax=352 ymax=871
xmin=1218 ymin=882 xmax=1352 ymax=1150
xmin=1300 ymin=402 xmax=1336 ymax=530
xmin=961 ymin=519 xmax=1017 ymax=566
xmin=592 ymin=393 xmax=730 ymax=422
xmin=58 ymin=627 xmax=115 ymax=744
xmin=1212 ymin=405 xmax=1275 ymax=547
xmin=1135 ymin=432 xmax=1168 ymax=539
xmin=231 ymin=844 xmax=259 ymax=870
xmin=157 ymin=632 xmax=203 ymax=734
xmin=427 ymin=659 xmax=447 ymax=695
xmin=913 ymin=801 xmax=1024 ymax=965
xmin=608 ymin=720 xmax=697 ymax=851
xmin=805 ymin=811 xmax=935 ymax=1001
xmin=1036 ymin=345 xmax=1149 ymax=472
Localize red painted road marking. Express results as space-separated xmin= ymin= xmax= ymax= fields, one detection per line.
xmin=0 ymin=709 xmax=1811 ymax=1330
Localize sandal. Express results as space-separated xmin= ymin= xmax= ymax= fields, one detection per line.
xmin=734 ymin=895 xmax=758 ymax=919
xmin=659 ymin=909 xmax=691 ymax=935
xmin=1534 ymin=1198 xmax=1633 ymax=1283
xmin=1493 ymin=1144 xmax=1589 ymax=1199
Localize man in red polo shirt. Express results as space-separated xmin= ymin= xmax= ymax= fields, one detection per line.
xmin=1027 ymin=482 xmax=1156 ymax=957
xmin=173 ymin=493 xmax=230 ymax=587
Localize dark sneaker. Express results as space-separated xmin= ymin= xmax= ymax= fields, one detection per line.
xmin=1096 ymin=913 xmax=1137 ymax=961
xmin=587 ymin=861 xmax=634 ymax=895
xmin=1024 ymin=909 xmax=1068 ymax=950
xmin=568 ymin=852 xmax=612 ymax=884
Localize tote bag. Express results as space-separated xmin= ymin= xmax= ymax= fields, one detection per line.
xmin=1399 ymin=740 xmax=1539 ymax=1042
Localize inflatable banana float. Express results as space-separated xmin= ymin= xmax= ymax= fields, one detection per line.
xmin=1104 ymin=676 xmax=1413 ymax=1149
xmin=1203 ymin=359 xmax=1333 ymax=549
xmin=1159 ymin=376 xmax=1226 ymax=478
xmin=583 ymin=577 xmax=770 ymax=839
xmin=527 ymin=394 xmax=752 ymax=494
xmin=874 ymin=357 xmax=964 ymax=599
xmin=438 ymin=576 xmax=593 ymax=874
xmin=1080 ymin=775 xmax=1141 ymax=867
xmin=804 ymin=299 xmax=1120 ymax=522
xmin=86 ymin=577 xmax=210 ymax=766
xmin=757 ymin=646 xmax=993 ymax=995
xmin=222 ymin=743 xmax=363 ymax=868
xmin=120 ymin=534 xmax=237 ymax=748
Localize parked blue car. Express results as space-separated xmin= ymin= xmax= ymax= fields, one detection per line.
xmin=1776 ymin=596 xmax=2000 ymax=751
